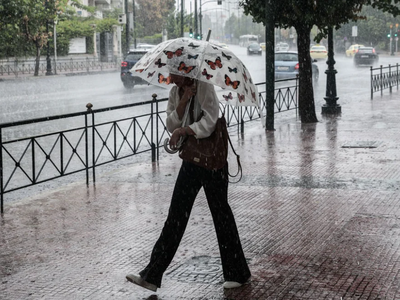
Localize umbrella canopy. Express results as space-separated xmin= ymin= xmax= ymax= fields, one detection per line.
xmin=130 ymin=38 xmax=259 ymax=107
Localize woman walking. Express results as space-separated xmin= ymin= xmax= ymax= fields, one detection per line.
xmin=126 ymin=73 xmax=250 ymax=292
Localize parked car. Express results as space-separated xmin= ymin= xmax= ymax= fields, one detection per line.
xmin=275 ymin=42 xmax=289 ymax=51
xmin=275 ymin=51 xmax=319 ymax=82
xmin=310 ymin=44 xmax=327 ymax=60
xmin=247 ymin=43 xmax=262 ymax=55
xmin=218 ymin=42 xmax=229 ymax=49
xmin=260 ymin=42 xmax=266 ymax=51
xmin=120 ymin=50 xmax=148 ymax=89
xmin=131 ymin=43 xmax=156 ymax=51
xmin=353 ymin=47 xmax=379 ymax=66
xmin=346 ymin=44 xmax=364 ymax=57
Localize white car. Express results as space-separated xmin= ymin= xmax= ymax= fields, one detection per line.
xmin=130 ymin=43 xmax=155 ymax=51
xmin=275 ymin=42 xmax=289 ymax=52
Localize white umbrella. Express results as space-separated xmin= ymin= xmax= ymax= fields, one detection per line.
xmin=130 ymin=37 xmax=259 ymax=107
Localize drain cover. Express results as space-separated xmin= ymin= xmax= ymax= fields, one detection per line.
xmin=166 ymin=256 xmax=223 ymax=284
xmin=341 ymin=141 xmax=380 ymax=148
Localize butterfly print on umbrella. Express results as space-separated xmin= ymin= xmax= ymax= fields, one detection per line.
xmin=188 ymin=42 xmax=200 ymax=49
xmin=205 ymin=57 xmax=223 ymax=70
xmin=188 ymin=54 xmax=199 ymax=59
xmin=164 ymin=47 xmax=184 ymax=59
xmin=178 ymin=62 xmax=196 ymax=74
xmin=158 ymin=73 xmax=171 ymax=85
xmin=250 ymin=89 xmax=256 ymax=101
xmin=202 ymin=69 xmax=213 ymax=80
xmin=147 ymin=71 xmax=155 ymax=78
xmin=224 ymin=75 xmax=240 ymax=89
xmin=242 ymin=72 xmax=248 ymax=83
xmin=237 ymin=94 xmax=245 ymax=103
xmin=222 ymin=52 xmax=232 ymax=60
xmin=228 ymin=67 xmax=238 ymax=73
xmin=155 ymin=58 xmax=166 ymax=68
xmin=222 ymin=92 xmax=233 ymax=101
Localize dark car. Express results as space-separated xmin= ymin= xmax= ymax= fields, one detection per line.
xmin=274 ymin=51 xmax=319 ymax=82
xmin=120 ymin=50 xmax=148 ymax=89
xmin=247 ymin=43 xmax=262 ymax=55
xmin=353 ymin=47 xmax=379 ymax=66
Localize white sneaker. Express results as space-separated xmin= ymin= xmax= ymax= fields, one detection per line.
xmin=126 ymin=274 xmax=157 ymax=292
xmin=223 ymin=281 xmax=243 ymax=289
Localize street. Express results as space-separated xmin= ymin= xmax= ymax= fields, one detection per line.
xmin=2 ymin=45 xmax=398 ymax=124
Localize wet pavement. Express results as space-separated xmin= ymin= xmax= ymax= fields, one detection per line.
xmin=1 ymin=89 xmax=400 ymax=300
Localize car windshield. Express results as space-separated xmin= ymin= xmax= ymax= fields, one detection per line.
xmin=125 ymin=53 xmax=146 ymax=60
xmin=275 ymin=53 xmax=298 ymax=61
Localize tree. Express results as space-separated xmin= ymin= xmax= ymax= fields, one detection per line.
xmin=240 ymin=0 xmax=400 ymax=123
xmin=165 ymin=10 xmax=194 ymax=40
xmin=135 ymin=0 xmax=175 ymax=37
xmin=0 ymin=0 xmax=95 ymax=74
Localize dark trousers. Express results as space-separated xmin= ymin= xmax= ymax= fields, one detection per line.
xmin=139 ymin=161 xmax=251 ymax=287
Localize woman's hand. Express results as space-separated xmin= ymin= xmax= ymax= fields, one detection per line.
xmin=169 ymin=126 xmax=195 ymax=150
xmin=181 ymin=82 xmax=197 ymax=101
xmin=169 ymin=127 xmax=186 ymax=150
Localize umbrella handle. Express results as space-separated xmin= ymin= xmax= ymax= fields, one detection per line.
xmin=163 ymin=137 xmax=184 ymax=154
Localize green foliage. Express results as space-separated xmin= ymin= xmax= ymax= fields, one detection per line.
xmin=336 ymin=5 xmax=400 ymax=50
xmin=0 ymin=0 xmax=119 ymax=58
xmin=135 ymin=0 xmax=175 ymax=37
xmin=165 ymin=10 xmax=194 ymax=39
xmin=239 ymin=0 xmax=400 ymax=123
xmin=55 ymin=18 xmax=118 ymax=56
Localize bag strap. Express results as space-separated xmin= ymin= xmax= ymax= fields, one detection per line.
xmin=227 ymin=134 xmax=242 ymax=183
xmin=221 ymin=114 xmax=242 ymax=183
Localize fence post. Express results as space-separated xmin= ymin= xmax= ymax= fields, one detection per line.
xmin=240 ymin=107 xmax=244 ymax=134
xmin=389 ymin=64 xmax=392 ymax=94
xmin=14 ymin=58 xmax=18 ymax=77
xmin=370 ymin=66 xmax=373 ymax=100
xmin=397 ymin=63 xmax=399 ymax=90
xmin=156 ymin=95 xmax=160 ymax=161
xmin=87 ymin=103 xmax=96 ymax=185
xmin=86 ymin=57 xmax=89 ymax=73
xmin=151 ymin=94 xmax=157 ymax=162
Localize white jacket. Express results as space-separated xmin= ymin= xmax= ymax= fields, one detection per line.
xmin=166 ymin=81 xmax=219 ymax=139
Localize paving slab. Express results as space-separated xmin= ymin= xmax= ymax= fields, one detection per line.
xmin=1 ymin=91 xmax=400 ymax=300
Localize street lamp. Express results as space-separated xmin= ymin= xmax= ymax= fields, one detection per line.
xmin=390 ymin=24 xmax=394 ymax=56
xmin=321 ymin=27 xmax=341 ymax=115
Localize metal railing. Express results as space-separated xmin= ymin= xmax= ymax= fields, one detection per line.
xmin=370 ymin=64 xmax=400 ymax=99
xmin=0 ymin=78 xmax=298 ymax=213
xmin=0 ymin=57 xmax=119 ymax=77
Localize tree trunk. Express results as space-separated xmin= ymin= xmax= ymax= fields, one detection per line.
xmin=34 ymin=43 xmax=40 ymax=77
xmin=296 ymin=25 xmax=318 ymax=123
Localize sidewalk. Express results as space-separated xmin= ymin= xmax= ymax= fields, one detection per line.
xmin=1 ymin=90 xmax=400 ymax=299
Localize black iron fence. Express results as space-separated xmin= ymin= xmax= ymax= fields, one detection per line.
xmin=370 ymin=64 xmax=400 ymax=99
xmin=0 ymin=57 xmax=118 ymax=77
xmin=0 ymin=78 xmax=298 ymax=213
